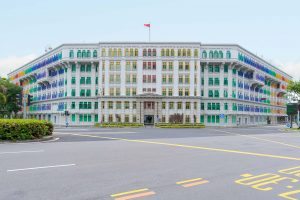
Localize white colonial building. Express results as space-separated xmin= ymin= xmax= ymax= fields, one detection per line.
xmin=8 ymin=42 xmax=292 ymax=126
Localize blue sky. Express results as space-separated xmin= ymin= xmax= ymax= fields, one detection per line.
xmin=0 ymin=0 xmax=299 ymax=79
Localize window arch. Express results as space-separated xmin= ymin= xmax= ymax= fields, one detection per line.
xmin=93 ymin=50 xmax=98 ymax=58
xmin=82 ymin=50 xmax=86 ymax=58
xmin=143 ymin=49 xmax=147 ymax=56
xmin=166 ymin=49 xmax=170 ymax=57
xmin=178 ymin=49 xmax=182 ymax=57
xmin=209 ymin=50 xmax=213 ymax=59
xmin=202 ymin=50 xmax=207 ymax=59
xmin=118 ymin=48 xmax=122 ymax=57
xmin=125 ymin=48 xmax=129 ymax=57
xmin=77 ymin=50 xmax=82 ymax=58
xmin=194 ymin=49 xmax=199 ymax=57
xmin=101 ymin=48 xmax=106 ymax=57
xmin=130 ymin=48 xmax=134 ymax=56
xmin=152 ymin=49 xmax=156 ymax=57
xmin=135 ymin=48 xmax=139 ymax=56
xmin=171 ymin=49 xmax=175 ymax=56
xmin=161 ymin=49 xmax=165 ymax=57
xmin=87 ymin=50 xmax=91 ymax=58
xmin=113 ymin=48 xmax=117 ymax=57
xmin=187 ymin=49 xmax=191 ymax=57
xmin=214 ymin=50 xmax=219 ymax=59
xmin=219 ymin=51 xmax=223 ymax=59
xmin=226 ymin=51 xmax=231 ymax=59
xmin=182 ymin=49 xmax=187 ymax=57
xmin=69 ymin=50 xmax=74 ymax=58
xmin=148 ymin=49 xmax=152 ymax=57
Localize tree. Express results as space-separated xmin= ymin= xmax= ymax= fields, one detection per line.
xmin=0 ymin=77 xmax=22 ymax=117
xmin=288 ymin=81 xmax=300 ymax=95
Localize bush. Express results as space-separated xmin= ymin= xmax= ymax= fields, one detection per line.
xmin=95 ymin=123 xmax=144 ymax=128
xmin=0 ymin=119 xmax=53 ymax=141
xmin=155 ymin=123 xmax=205 ymax=128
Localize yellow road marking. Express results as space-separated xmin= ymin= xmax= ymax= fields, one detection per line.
xmin=176 ymin=178 xmax=203 ymax=185
xmin=241 ymin=174 xmax=253 ymax=177
xmin=182 ymin=180 xmax=209 ymax=188
xmin=213 ymin=129 xmax=300 ymax=150
xmin=114 ymin=191 xmax=155 ymax=200
xmin=111 ymin=188 xmax=149 ymax=197
xmin=278 ymin=190 xmax=300 ymax=200
xmin=64 ymin=133 xmax=300 ymax=161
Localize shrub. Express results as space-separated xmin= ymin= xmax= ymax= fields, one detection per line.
xmin=95 ymin=123 xmax=144 ymax=128
xmin=155 ymin=123 xmax=205 ymax=128
xmin=0 ymin=119 xmax=53 ymax=141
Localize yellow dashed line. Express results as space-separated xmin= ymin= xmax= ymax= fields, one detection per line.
xmin=63 ymin=133 xmax=300 ymax=161
xmin=111 ymin=188 xmax=149 ymax=197
xmin=176 ymin=178 xmax=203 ymax=185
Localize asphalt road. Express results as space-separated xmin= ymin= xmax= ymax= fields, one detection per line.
xmin=1 ymin=126 xmax=300 ymax=200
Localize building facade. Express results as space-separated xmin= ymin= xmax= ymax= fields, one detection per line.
xmin=8 ymin=42 xmax=292 ymax=126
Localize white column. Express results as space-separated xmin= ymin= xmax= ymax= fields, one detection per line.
xmin=156 ymin=60 xmax=162 ymax=95
xmin=137 ymin=60 xmax=143 ymax=95
xmin=120 ymin=60 xmax=126 ymax=96
xmin=91 ymin=62 xmax=96 ymax=97
xmin=174 ymin=60 xmax=179 ymax=96
xmin=190 ymin=61 xmax=195 ymax=96
xmin=76 ymin=62 xmax=80 ymax=97
xmin=66 ymin=63 xmax=72 ymax=97
xmin=105 ymin=60 xmax=110 ymax=96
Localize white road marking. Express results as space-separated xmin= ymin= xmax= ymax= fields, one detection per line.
xmin=0 ymin=150 xmax=44 ymax=155
xmin=7 ymin=164 xmax=76 ymax=172
xmin=55 ymin=131 xmax=136 ymax=134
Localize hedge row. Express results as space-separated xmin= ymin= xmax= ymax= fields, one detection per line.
xmin=0 ymin=119 xmax=53 ymax=141
xmin=95 ymin=123 xmax=144 ymax=128
xmin=156 ymin=123 xmax=205 ymax=128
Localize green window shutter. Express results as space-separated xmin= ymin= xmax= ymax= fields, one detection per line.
xmin=72 ymin=64 xmax=76 ymax=72
xmin=94 ymin=114 xmax=98 ymax=122
xmin=207 ymin=115 xmax=211 ymax=123
xmin=200 ymin=115 xmax=204 ymax=123
xmin=72 ymin=114 xmax=76 ymax=122
xmin=216 ymin=115 xmax=220 ymax=123
xmin=224 ymin=65 xmax=228 ymax=73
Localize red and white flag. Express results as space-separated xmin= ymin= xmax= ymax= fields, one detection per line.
xmin=144 ymin=24 xmax=151 ymax=28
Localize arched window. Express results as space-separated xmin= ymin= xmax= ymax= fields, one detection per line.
xmin=101 ymin=48 xmax=106 ymax=57
xmin=77 ymin=50 xmax=82 ymax=58
xmin=143 ymin=49 xmax=147 ymax=56
xmin=202 ymin=50 xmax=207 ymax=58
xmin=209 ymin=51 xmax=213 ymax=59
xmin=118 ymin=48 xmax=122 ymax=57
xmin=93 ymin=50 xmax=98 ymax=58
xmin=219 ymin=51 xmax=223 ymax=59
xmin=148 ymin=49 xmax=152 ymax=57
xmin=130 ymin=48 xmax=134 ymax=56
xmin=194 ymin=49 xmax=199 ymax=57
xmin=82 ymin=50 xmax=86 ymax=58
xmin=214 ymin=50 xmax=219 ymax=59
xmin=178 ymin=49 xmax=182 ymax=57
xmin=187 ymin=49 xmax=191 ymax=57
xmin=113 ymin=48 xmax=117 ymax=57
xmin=135 ymin=48 xmax=139 ymax=56
xmin=226 ymin=51 xmax=231 ymax=59
xmin=166 ymin=49 xmax=170 ymax=57
xmin=125 ymin=48 xmax=129 ymax=57
xmin=108 ymin=48 xmax=112 ymax=57
xmin=182 ymin=49 xmax=187 ymax=57
xmin=69 ymin=50 xmax=74 ymax=58
xmin=87 ymin=50 xmax=91 ymax=58
xmin=161 ymin=49 xmax=165 ymax=57
xmin=171 ymin=49 xmax=175 ymax=56
xmin=152 ymin=49 xmax=156 ymax=57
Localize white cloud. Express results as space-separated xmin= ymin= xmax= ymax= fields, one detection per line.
xmin=0 ymin=54 xmax=37 ymax=78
